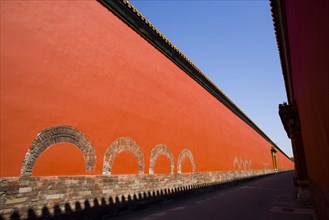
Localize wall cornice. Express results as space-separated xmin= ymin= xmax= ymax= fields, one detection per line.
xmin=270 ymin=0 xmax=294 ymax=104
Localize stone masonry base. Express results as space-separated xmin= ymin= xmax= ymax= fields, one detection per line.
xmin=0 ymin=170 xmax=278 ymax=219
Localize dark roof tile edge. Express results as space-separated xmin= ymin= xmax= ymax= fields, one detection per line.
xmin=127 ymin=1 xmax=260 ymax=116
xmin=270 ymin=0 xmax=293 ymax=104
xmin=270 ymin=0 xmax=294 ymax=160
xmin=121 ymin=0 xmax=221 ymax=93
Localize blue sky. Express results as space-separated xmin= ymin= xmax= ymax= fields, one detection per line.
xmin=130 ymin=0 xmax=293 ymax=157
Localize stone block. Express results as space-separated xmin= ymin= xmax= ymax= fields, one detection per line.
xmin=79 ymin=191 xmax=91 ymax=196
xmin=46 ymin=194 xmax=64 ymax=199
xmin=102 ymin=189 xmax=113 ymax=194
xmin=5 ymin=197 xmax=27 ymax=204
xmin=19 ymin=187 xmax=32 ymax=193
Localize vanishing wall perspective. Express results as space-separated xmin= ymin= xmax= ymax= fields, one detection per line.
xmin=0 ymin=1 xmax=294 ymax=219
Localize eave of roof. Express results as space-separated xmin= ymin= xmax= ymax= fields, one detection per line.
xmin=98 ymin=0 xmax=291 ymax=160
xmin=270 ymin=0 xmax=295 ymax=159
xmin=270 ymin=0 xmax=294 ymax=104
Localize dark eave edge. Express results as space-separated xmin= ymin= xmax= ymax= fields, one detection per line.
xmin=270 ymin=0 xmax=293 ymax=104
xmin=99 ymin=0 xmax=291 ymax=160
xmin=270 ymin=0 xmax=294 ymax=160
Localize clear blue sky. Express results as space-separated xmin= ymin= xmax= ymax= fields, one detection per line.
xmin=130 ymin=0 xmax=293 ymax=157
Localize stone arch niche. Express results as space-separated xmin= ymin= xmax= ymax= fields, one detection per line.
xmin=248 ymin=160 xmax=252 ymax=170
xmin=149 ymin=144 xmax=174 ymax=174
xmin=248 ymin=160 xmax=252 ymax=175
xmin=102 ymin=137 xmax=144 ymax=175
xmin=233 ymin=156 xmax=240 ymax=171
xmin=244 ymin=160 xmax=249 ymax=171
xmin=239 ymin=159 xmax=245 ymax=172
xmin=20 ymin=125 xmax=96 ymax=177
xmin=177 ymin=148 xmax=196 ymax=174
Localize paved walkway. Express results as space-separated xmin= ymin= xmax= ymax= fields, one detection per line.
xmin=112 ymin=171 xmax=315 ymax=220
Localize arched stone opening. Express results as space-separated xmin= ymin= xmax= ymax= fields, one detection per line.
xmin=20 ymin=125 xmax=96 ymax=177
xmin=149 ymin=144 xmax=174 ymax=174
xmin=177 ymin=148 xmax=195 ymax=174
xmin=233 ymin=156 xmax=240 ymax=171
xmin=248 ymin=160 xmax=252 ymax=170
xmin=102 ymin=137 xmax=144 ymax=175
xmin=239 ymin=158 xmax=244 ymax=173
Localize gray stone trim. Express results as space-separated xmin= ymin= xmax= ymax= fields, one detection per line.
xmin=248 ymin=160 xmax=252 ymax=170
xmin=244 ymin=160 xmax=249 ymax=171
xmin=149 ymin=144 xmax=174 ymax=174
xmin=248 ymin=160 xmax=253 ymax=175
xmin=102 ymin=137 xmax=144 ymax=175
xmin=177 ymin=148 xmax=196 ymax=174
xmin=233 ymin=157 xmax=240 ymax=171
xmin=234 ymin=157 xmax=253 ymax=175
xmin=20 ymin=126 xmax=96 ymax=177
xmin=239 ymin=158 xmax=245 ymax=171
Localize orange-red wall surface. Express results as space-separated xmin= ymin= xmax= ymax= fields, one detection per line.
xmin=0 ymin=1 xmax=294 ymax=177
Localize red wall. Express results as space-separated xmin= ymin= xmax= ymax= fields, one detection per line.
xmin=284 ymin=0 xmax=329 ymax=191
xmin=0 ymin=1 xmax=294 ymax=177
